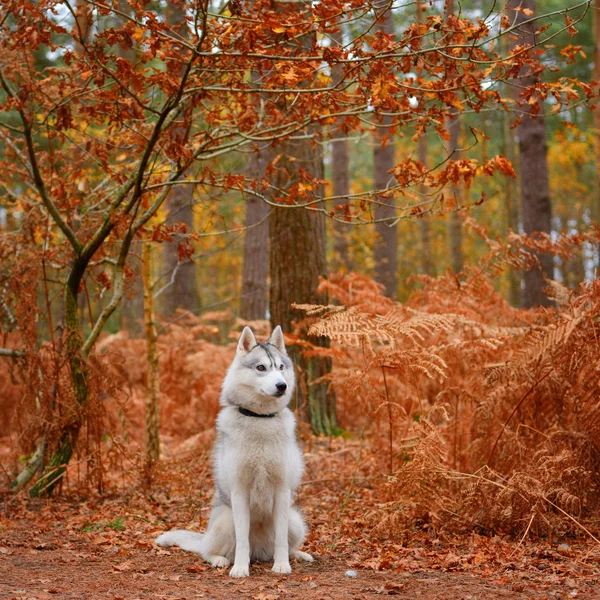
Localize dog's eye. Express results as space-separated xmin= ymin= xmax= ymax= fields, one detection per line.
xmin=279 ymin=364 xmax=284 ymax=371
xmin=256 ymin=365 xmax=266 ymax=372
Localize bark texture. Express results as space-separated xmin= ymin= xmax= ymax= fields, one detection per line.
xmin=330 ymin=29 xmax=352 ymax=271
xmin=269 ymin=137 xmax=336 ymax=435
xmin=161 ymin=2 xmax=200 ymax=317
xmin=443 ymin=0 xmax=463 ymax=275
xmin=417 ymin=132 xmax=432 ymax=276
xmin=502 ymin=88 xmax=521 ymax=306
xmin=511 ymin=0 xmax=553 ymax=307
xmin=417 ymin=0 xmax=432 ymax=277
xmin=447 ymin=109 xmax=464 ymax=274
xmin=373 ymin=5 xmax=397 ymax=298
xmin=142 ymin=242 xmax=160 ymax=465
xmin=30 ymin=260 xmax=88 ymax=497
xmin=240 ymin=146 xmax=270 ymax=321
xmin=594 ymin=0 xmax=600 ymax=222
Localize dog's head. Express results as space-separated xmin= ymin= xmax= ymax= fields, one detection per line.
xmin=222 ymin=326 xmax=295 ymax=413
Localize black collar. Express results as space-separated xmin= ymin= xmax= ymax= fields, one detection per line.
xmin=238 ymin=407 xmax=277 ymax=418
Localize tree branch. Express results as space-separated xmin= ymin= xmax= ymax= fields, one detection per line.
xmin=0 ymin=69 xmax=82 ymax=255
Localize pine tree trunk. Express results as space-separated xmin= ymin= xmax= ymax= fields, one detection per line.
xmin=161 ymin=2 xmax=200 ymax=318
xmin=417 ymin=0 xmax=432 ymax=277
xmin=444 ymin=0 xmax=463 ymax=274
xmin=510 ymin=0 xmax=553 ymax=307
xmin=594 ymin=0 xmax=600 ymax=223
xmin=373 ymin=5 xmax=397 ymax=297
xmin=330 ymin=29 xmax=352 ymax=272
xmin=143 ymin=242 xmax=160 ymax=465
xmin=417 ymin=131 xmax=432 ymax=276
xmin=240 ymin=145 xmax=270 ymax=321
xmin=447 ymin=109 xmax=464 ymax=273
xmin=502 ymin=93 xmax=521 ymax=306
xmin=269 ymin=136 xmax=336 ymax=435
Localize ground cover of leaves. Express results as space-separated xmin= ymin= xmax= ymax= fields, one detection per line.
xmin=1 ymin=438 xmax=599 ymax=600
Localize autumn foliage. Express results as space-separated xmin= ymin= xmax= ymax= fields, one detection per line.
xmin=1 ymin=4 xmax=600 ymax=591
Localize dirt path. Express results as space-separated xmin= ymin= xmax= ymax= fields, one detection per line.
xmin=1 ymin=513 xmax=597 ymax=600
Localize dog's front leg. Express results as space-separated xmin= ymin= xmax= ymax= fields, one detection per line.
xmin=230 ymin=489 xmax=251 ymax=578
xmin=272 ymin=488 xmax=291 ymax=574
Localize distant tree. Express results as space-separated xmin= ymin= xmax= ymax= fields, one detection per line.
xmin=161 ymin=1 xmax=200 ymax=318
xmin=509 ymin=0 xmax=554 ymax=307
xmin=373 ymin=1 xmax=398 ymax=298
xmin=240 ymin=142 xmax=270 ymax=321
xmin=417 ymin=0 xmax=432 ymax=276
xmin=330 ymin=28 xmax=352 ymax=272
xmin=594 ymin=0 xmax=600 ymax=222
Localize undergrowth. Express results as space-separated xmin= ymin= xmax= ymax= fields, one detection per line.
xmin=1 ymin=227 xmax=599 ymax=544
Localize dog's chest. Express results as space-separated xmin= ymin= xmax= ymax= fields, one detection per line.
xmin=225 ymin=421 xmax=290 ymax=487
xmin=242 ymin=425 xmax=287 ymax=484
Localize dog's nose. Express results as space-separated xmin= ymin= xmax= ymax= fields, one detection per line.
xmin=276 ymin=382 xmax=287 ymax=393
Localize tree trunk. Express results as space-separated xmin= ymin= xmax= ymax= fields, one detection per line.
xmin=417 ymin=124 xmax=432 ymax=276
xmin=447 ymin=109 xmax=464 ymax=273
xmin=30 ymin=260 xmax=88 ymax=497
xmin=501 ymin=82 xmax=521 ymax=306
xmin=444 ymin=0 xmax=463 ymax=274
xmin=143 ymin=242 xmax=160 ymax=467
xmin=510 ymin=0 xmax=553 ymax=307
xmin=161 ymin=190 xmax=200 ymax=316
xmin=330 ymin=29 xmax=352 ymax=272
xmin=373 ymin=6 xmax=397 ymax=298
xmin=269 ymin=133 xmax=336 ymax=435
xmin=417 ymin=1 xmax=432 ymax=277
xmin=594 ymin=0 xmax=600 ymax=224
xmin=240 ymin=146 xmax=270 ymax=321
xmin=161 ymin=2 xmax=200 ymax=318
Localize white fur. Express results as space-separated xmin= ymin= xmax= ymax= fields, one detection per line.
xmin=156 ymin=326 xmax=314 ymax=577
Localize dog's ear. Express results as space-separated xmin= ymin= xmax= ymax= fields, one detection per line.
xmin=268 ymin=325 xmax=286 ymax=354
xmin=237 ymin=327 xmax=257 ymax=354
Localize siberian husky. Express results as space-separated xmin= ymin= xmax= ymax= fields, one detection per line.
xmin=156 ymin=326 xmax=313 ymax=578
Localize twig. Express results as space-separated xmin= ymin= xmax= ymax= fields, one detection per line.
xmin=509 ymin=512 xmax=536 ymax=558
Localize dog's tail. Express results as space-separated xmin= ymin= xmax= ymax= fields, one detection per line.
xmin=155 ymin=530 xmax=204 ymax=554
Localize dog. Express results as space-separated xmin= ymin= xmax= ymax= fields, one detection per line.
xmin=156 ymin=326 xmax=313 ymax=578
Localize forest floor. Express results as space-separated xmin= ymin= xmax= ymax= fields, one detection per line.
xmin=1 ymin=438 xmax=599 ymax=600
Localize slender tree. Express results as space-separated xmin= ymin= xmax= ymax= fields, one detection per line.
xmin=594 ymin=0 xmax=600 ymax=223
xmin=142 ymin=242 xmax=160 ymax=467
xmin=330 ymin=29 xmax=352 ymax=271
xmin=161 ymin=1 xmax=200 ymax=317
xmin=500 ymin=29 xmax=521 ymax=306
xmin=509 ymin=0 xmax=553 ymax=307
xmin=240 ymin=143 xmax=270 ymax=320
xmin=447 ymin=109 xmax=464 ymax=273
xmin=373 ymin=1 xmax=398 ymax=298
xmin=417 ymin=0 xmax=432 ymax=276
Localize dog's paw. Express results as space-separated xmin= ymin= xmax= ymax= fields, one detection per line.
xmin=211 ymin=556 xmax=230 ymax=568
xmin=292 ymin=550 xmax=314 ymax=562
xmin=272 ymin=561 xmax=292 ymax=574
xmin=229 ymin=564 xmax=250 ymax=578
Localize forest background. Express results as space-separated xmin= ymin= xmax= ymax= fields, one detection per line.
xmin=1 ymin=0 xmax=600 ymax=597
